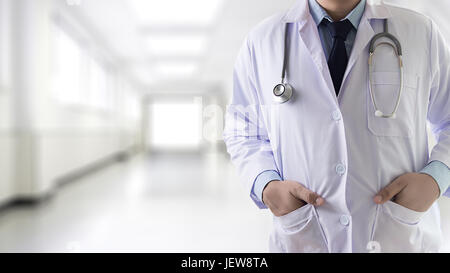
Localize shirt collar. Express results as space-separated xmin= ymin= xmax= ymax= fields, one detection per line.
xmin=308 ymin=0 xmax=366 ymax=29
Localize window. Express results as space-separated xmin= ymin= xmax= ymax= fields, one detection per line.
xmin=51 ymin=23 xmax=121 ymax=113
xmin=52 ymin=27 xmax=84 ymax=105
xmin=88 ymin=58 xmax=109 ymax=110
xmin=125 ymin=91 xmax=140 ymax=119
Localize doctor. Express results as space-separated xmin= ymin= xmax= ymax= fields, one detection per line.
xmin=223 ymin=0 xmax=450 ymax=252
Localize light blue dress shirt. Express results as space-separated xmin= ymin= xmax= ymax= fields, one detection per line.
xmin=252 ymin=0 xmax=450 ymax=205
xmin=309 ymin=0 xmax=366 ymax=59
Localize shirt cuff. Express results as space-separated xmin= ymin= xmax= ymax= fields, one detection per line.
xmin=419 ymin=160 xmax=450 ymax=197
xmin=252 ymin=170 xmax=282 ymax=204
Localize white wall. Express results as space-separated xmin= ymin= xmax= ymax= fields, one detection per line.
xmin=0 ymin=0 xmax=143 ymax=203
xmin=32 ymin=0 xmax=142 ymax=197
xmin=0 ymin=0 xmax=15 ymax=204
xmin=0 ymin=135 xmax=15 ymax=204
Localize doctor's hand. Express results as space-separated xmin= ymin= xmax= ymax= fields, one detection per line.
xmin=374 ymin=173 xmax=440 ymax=212
xmin=262 ymin=180 xmax=325 ymax=217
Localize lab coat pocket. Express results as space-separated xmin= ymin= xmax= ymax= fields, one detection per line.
xmin=367 ymin=72 xmax=419 ymax=137
xmin=372 ymin=201 xmax=426 ymax=252
xmin=270 ymin=204 xmax=328 ymax=253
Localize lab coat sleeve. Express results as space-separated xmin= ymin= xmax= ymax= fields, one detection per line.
xmin=427 ymin=20 xmax=450 ymax=198
xmin=223 ymin=37 xmax=280 ymax=209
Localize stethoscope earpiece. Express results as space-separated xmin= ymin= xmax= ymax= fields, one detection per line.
xmin=374 ymin=110 xmax=397 ymax=119
xmin=273 ymin=83 xmax=293 ymax=104
xmin=374 ymin=110 xmax=383 ymax=117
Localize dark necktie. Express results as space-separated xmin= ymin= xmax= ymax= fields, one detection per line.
xmin=323 ymin=19 xmax=353 ymax=96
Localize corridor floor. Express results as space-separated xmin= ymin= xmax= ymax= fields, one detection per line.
xmin=0 ymin=153 xmax=272 ymax=252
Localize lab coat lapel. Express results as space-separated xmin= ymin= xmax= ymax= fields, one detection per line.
xmin=341 ymin=3 xmax=392 ymax=95
xmin=298 ymin=20 xmax=336 ymax=100
xmin=341 ymin=16 xmax=375 ymax=89
xmin=283 ymin=0 xmax=337 ymax=103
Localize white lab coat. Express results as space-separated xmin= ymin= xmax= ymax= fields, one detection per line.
xmin=223 ymin=0 xmax=450 ymax=253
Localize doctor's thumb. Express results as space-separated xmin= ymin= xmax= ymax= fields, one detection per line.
xmin=289 ymin=182 xmax=325 ymax=206
xmin=374 ymin=179 xmax=406 ymax=204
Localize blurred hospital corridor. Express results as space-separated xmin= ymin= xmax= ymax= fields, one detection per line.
xmin=0 ymin=153 xmax=272 ymax=252
xmin=1 ymin=0 xmax=450 ymax=253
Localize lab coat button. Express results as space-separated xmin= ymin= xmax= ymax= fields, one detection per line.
xmin=340 ymin=215 xmax=350 ymax=226
xmin=335 ymin=164 xmax=346 ymax=175
xmin=332 ymin=110 xmax=342 ymax=121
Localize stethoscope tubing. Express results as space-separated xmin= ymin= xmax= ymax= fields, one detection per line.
xmin=368 ymin=41 xmax=404 ymax=119
xmin=274 ymin=18 xmax=404 ymax=120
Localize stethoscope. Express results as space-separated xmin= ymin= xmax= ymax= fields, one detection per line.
xmin=273 ymin=19 xmax=404 ymax=119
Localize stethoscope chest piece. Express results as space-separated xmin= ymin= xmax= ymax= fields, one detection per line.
xmin=273 ymin=83 xmax=293 ymax=104
xmin=273 ymin=23 xmax=294 ymax=104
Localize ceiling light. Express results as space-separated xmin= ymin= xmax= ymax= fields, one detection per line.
xmin=129 ymin=0 xmax=223 ymax=25
xmin=153 ymin=62 xmax=198 ymax=77
xmin=145 ymin=34 xmax=207 ymax=56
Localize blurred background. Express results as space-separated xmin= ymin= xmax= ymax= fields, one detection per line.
xmin=0 ymin=0 xmax=448 ymax=252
